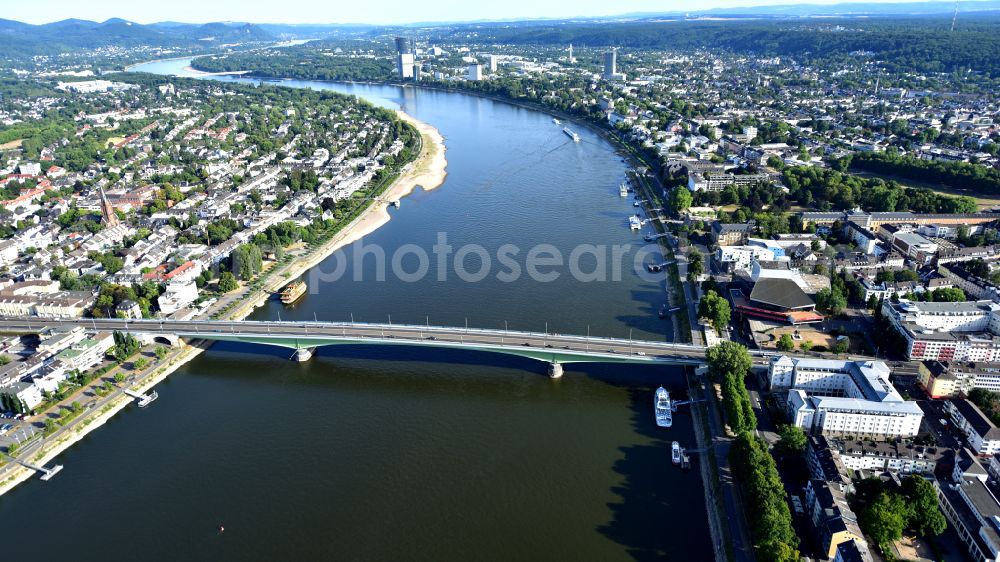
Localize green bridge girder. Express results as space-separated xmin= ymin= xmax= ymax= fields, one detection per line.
xmin=175 ymin=332 xmax=697 ymax=366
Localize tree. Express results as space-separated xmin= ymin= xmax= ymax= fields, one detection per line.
xmin=706 ymin=341 xmax=752 ymax=383
xmin=832 ymin=337 xmax=849 ymax=354
xmin=667 ymin=186 xmax=693 ymax=216
xmin=928 ymin=287 xmax=966 ymax=302
xmin=133 ymin=358 xmax=148 ymax=371
xmin=154 ymin=346 xmax=169 ymax=360
xmin=776 ymin=333 xmax=794 ymax=351
xmin=218 ymin=272 xmax=238 ymax=292
xmin=698 ymin=290 xmax=731 ymax=335
xmin=903 ymin=476 xmax=947 ymax=537
xmin=776 ymin=425 xmax=807 ymax=456
xmin=686 ymin=249 xmax=704 ymax=282
xmin=114 ymin=373 xmax=125 ymax=384
xmin=860 ymin=490 xmax=910 ymax=547
xmin=815 ymin=287 xmax=847 ymax=315
xmin=112 ymin=331 xmax=139 ymax=362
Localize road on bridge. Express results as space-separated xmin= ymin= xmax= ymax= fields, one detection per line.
xmin=0 ymin=317 xmax=745 ymax=366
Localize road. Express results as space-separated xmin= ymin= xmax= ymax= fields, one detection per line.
xmin=0 ymin=317 xmax=786 ymax=365
xmin=698 ymin=375 xmax=757 ymax=562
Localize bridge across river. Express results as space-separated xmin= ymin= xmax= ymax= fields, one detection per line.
xmin=0 ymin=317 xmax=776 ymax=377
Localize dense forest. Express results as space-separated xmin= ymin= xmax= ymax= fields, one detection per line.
xmin=846 ymin=152 xmax=1000 ymax=196
xmin=783 ymin=165 xmax=979 ymax=213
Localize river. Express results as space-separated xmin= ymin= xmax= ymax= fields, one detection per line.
xmin=0 ymin=59 xmax=713 ymax=561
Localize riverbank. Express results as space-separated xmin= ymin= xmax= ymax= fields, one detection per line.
xmin=0 ymin=111 xmax=447 ymax=495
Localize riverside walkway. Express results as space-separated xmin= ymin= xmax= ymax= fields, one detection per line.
xmin=0 ymin=317 xmax=778 ymax=377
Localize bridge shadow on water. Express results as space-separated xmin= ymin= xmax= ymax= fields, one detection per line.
xmin=585 ymin=363 xmax=715 ymax=562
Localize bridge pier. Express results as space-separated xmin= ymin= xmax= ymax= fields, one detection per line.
xmin=548 ymin=362 xmax=564 ymax=379
xmin=293 ymin=347 xmax=316 ymax=362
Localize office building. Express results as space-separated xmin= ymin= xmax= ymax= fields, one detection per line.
xmin=395 ymin=37 xmax=415 ymax=80
xmin=603 ymin=49 xmax=625 ymax=81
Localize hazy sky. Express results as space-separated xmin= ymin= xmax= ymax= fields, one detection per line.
xmin=7 ymin=0 xmax=948 ymax=25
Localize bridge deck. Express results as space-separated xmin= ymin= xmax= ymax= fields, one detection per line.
xmin=0 ymin=317 xmax=778 ymax=366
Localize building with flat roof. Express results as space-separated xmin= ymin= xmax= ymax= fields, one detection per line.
xmin=892 ymin=231 xmax=938 ymax=264
xmin=882 ymin=299 xmax=1000 ymax=362
xmin=687 ymin=171 xmax=770 ymax=192
xmin=771 ymin=356 xmax=923 ymax=437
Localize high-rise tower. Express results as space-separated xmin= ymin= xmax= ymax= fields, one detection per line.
xmin=603 ymin=49 xmax=617 ymax=80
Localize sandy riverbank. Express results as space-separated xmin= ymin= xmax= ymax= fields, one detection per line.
xmin=0 ymin=112 xmax=447 ymax=495
xmin=253 ymin=110 xmax=447 ymax=295
xmin=328 ymin=111 xmax=447 ymax=249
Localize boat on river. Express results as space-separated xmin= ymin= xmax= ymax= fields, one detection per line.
xmin=655 ymin=387 xmax=673 ymax=428
xmin=619 ymin=183 xmax=628 ymax=197
xmin=629 ymin=215 xmax=642 ymax=230
xmin=681 ymin=448 xmax=691 ymax=470
xmin=280 ymin=280 xmax=307 ymax=305
xmin=138 ymin=391 xmax=158 ymax=408
xmin=552 ymin=118 xmax=561 ymax=125
xmin=672 ymin=441 xmax=682 ymax=465
xmin=563 ymin=127 xmax=580 ymax=142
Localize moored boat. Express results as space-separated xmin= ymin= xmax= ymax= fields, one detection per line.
xmin=280 ymin=280 xmax=307 ymax=305
xmin=619 ymin=183 xmax=628 ymax=197
xmin=629 ymin=215 xmax=642 ymax=230
xmin=672 ymin=441 xmax=681 ymax=465
xmin=655 ymin=386 xmax=673 ymax=428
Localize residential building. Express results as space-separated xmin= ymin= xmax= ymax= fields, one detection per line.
xmin=936 ymin=449 xmax=1000 ymax=562
xmin=771 ymin=356 xmax=924 ymax=438
xmin=919 ymin=361 xmax=1000 ymax=398
xmin=804 ymin=479 xmax=867 ymax=560
xmin=945 ymin=399 xmax=1000 ymax=456
xmin=882 ymin=300 xmax=1000 ymax=362
xmin=687 ymin=171 xmax=769 ymax=192
xmin=711 ymin=222 xmax=753 ymax=246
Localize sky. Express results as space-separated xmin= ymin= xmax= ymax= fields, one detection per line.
xmin=5 ymin=0 xmax=957 ymax=26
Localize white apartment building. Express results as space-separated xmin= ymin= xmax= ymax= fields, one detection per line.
xmin=882 ymin=300 xmax=1000 ymax=362
xmin=715 ymin=245 xmax=775 ymax=273
xmin=770 ymin=356 xmax=923 ymax=438
xmin=945 ymin=399 xmax=1000 ymax=456
xmin=687 ymin=171 xmax=770 ymax=192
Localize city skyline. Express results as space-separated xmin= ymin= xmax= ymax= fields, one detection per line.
xmin=5 ymin=0 xmax=988 ymax=26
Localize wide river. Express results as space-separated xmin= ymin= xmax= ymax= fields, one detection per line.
xmin=0 ymin=59 xmax=713 ymax=561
